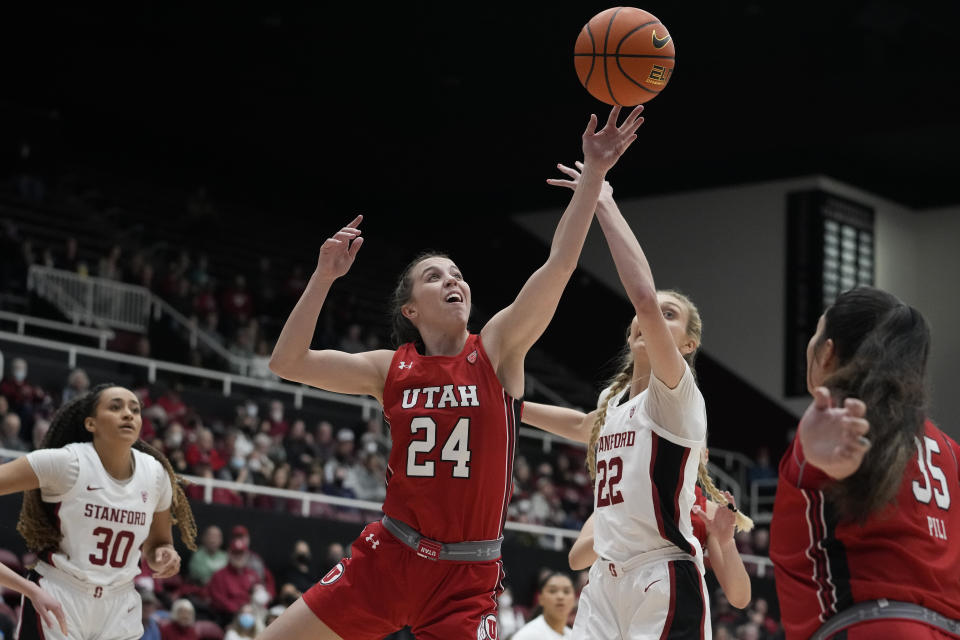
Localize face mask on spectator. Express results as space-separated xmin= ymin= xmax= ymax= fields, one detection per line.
xmin=252 ymin=585 xmax=270 ymax=607
xmin=270 ymin=408 xmax=283 ymax=422
xmin=13 ymin=368 xmax=26 ymax=382
xmin=294 ymin=552 xmax=310 ymax=565
xmin=166 ymin=432 xmax=183 ymax=448
xmin=231 ymin=456 xmax=245 ymax=470
xmin=246 ymin=402 xmax=258 ymax=417
xmin=238 ymin=613 xmax=256 ymax=629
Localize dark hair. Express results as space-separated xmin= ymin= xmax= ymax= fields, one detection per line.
xmin=389 ymin=251 xmax=451 ymax=348
xmin=818 ymin=286 xmax=930 ymax=523
xmin=525 ymin=571 xmax=575 ymax=620
xmin=18 ymin=383 xmax=198 ymax=553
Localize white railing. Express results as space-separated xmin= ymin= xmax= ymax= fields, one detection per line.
xmin=706 ymin=461 xmax=744 ymax=508
xmin=27 ymin=265 xmax=152 ymax=333
xmin=150 ymin=296 xmax=254 ymax=377
xmin=0 ymin=447 xmax=578 ymax=549
xmin=0 ymin=311 xmax=115 ymax=349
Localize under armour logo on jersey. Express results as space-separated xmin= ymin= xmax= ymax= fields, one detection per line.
xmin=466 ymin=349 xmax=478 ymax=364
xmin=608 ymin=562 xmax=618 ymax=578
xmin=398 ymin=361 xmax=413 ymax=370
xmin=365 ymin=533 xmax=380 ymax=549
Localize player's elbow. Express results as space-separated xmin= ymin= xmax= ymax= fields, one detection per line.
xmin=268 ymin=352 xmax=296 ymax=378
xmin=726 ymin=583 xmax=752 ymax=610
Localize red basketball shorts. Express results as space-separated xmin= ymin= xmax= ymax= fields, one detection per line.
xmin=303 ymin=521 xmax=504 ymax=640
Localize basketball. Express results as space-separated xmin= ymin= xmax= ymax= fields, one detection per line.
xmin=575 ymin=7 xmax=676 ymax=105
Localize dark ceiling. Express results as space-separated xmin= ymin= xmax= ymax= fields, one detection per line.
xmin=2 ymin=1 xmax=959 ymax=222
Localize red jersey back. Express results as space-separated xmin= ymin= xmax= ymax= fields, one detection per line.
xmin=771 ymin=419 xmax=960 ymax=639
xmin=381 ymin=334 xmax=520 ymax=543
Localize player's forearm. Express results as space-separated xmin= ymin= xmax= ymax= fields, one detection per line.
xmin=568 ymin=535 xmax=597 ymax=570
xmin=0 ymin=562 xmax=39 ymax=598
xmin=595 ymin=200 xmax=658 ymax=311
xmin=269 ymin=273 xmax=333 ymax=374
xmin=522 ymin=402 xmax=589 ymax=443
xmin=710 ymin=538 xmax=751 ymax=609
xmin=546 ymin=164 xmax=607 ymax=274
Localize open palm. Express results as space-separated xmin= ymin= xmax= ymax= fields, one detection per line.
xmin=581 ymin=105 xmax=645 ymax=172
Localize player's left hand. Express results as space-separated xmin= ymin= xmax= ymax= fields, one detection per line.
xmin=799 ymin=386 xmax=871 ymax=480
xmin=693 ymin=491 xmax=737 ymax=545
xmin=149 ymin=545 xmax=181 ymax=579
xmin=581 ymin=104 xmax=645 ymax=173
xmin=547 ymin=161 xmax=614 ymax=202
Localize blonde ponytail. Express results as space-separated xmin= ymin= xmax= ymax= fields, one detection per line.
xmin=697 ymin=461 xmax=754 ymax=533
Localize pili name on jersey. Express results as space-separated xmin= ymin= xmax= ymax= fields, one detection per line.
xmin=401 ymin=384 xmax=479 ymax=409
xmin=83 ymin=503 xmax=149 ymax=526
xmin=596 ymin=430 xmax=637 ymax=453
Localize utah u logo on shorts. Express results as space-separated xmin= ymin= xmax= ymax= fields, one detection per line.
xmin=476 ymin=613 xmax=498 ymax=640
xmin=320 ymin=562 xmax=345 ymax=585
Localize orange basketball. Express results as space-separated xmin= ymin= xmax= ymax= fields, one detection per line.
xmin=574 ymin=7 xmax=675 ymax=106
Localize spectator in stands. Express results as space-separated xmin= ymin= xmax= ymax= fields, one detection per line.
xmin=284 ymin=419 xmax=314 ymax=471
xmin=98 ymin=244 xmax=122 ymax=280
xmin=0 ymin=413 xmax=28 ymax=452
xmin=337 ymin=323 xmax=365 ymax=353
xmin=31 ymin=415 xmax=51 ymax=449
xmin=221 ymin=275 xmax=254 ymax=332
xmin=359 ymin=417 xmax=390 ymax=456
xmin=194 ymin=283 xmax=219 ymax=320
xmin=251 ymin=256 xmax=277 ymax=313
xmin=208 ymin=537 xmax=263 ymax=622
xmin=322 ymin=542 xmax=344 ymax=571
xmin=745 ymin=597 xmax=780 ymax=638
xmin=266 ymin=400 xmax=288 ymax=438
xmin=281 ymin=265 xmax=308 ymax=306
xmin=188 ymin=525 xmax=228 ymax=586
xmin=746 ymin=446 xmax=776 ymax=487
xmin=223 ymin=603 xmax=262 ymax=640
xmin=140 ymin=589 xmax=162 ymax=640
xmin=156 ymin=385 xmax=188 ymax=423
xmin=344 ymin=450 xmax=387 ymax=502
xmin=246 ymin=433 xmax=275 ymax=484
xmin=313 ymin=420 xmax=335 ymax=462
xmin=249 ymin=339 xmax=274 ymax=380
xmin=751 ymin=528 xmax=769 ymax=557
xmin=161 ymin=599 xmax=198 ymax=640
xmin=60 ymin=236 xmax=79 ymax=273
xmin=229 ymin=526 xmax=275 ymax=597
xmin=164 ymin=422 xmax=186 ymax=455
xmin=1 ymin=357 xmax=49 ymax=423
xmin=185 ymin=462 xmax=245 ymax=507
xmin=282 ymin=540 xmax=316 ymax=594
xmin=323 ymin=428 xmax=356 ymax=485
xmin=185 ymin=427 xmax=227 ymax=476
xmin=254 ymin=464 xmax=294 ymax=512
xmin=61 ymin=368 xmax=90 ymax=404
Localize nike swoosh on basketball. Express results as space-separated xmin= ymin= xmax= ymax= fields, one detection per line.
xmin=651 ymin=30 xmax=671 ymax=48
xmin=86 ymin=485 xmax=102 ymax=491
xmin=644 ymin=579 xmax=662 ymax=592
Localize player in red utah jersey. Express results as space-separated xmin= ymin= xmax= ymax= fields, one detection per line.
xmin=771 ymin=287 xmax=960 ymax=639
xmin=262 ymin=104 xmax=645 ymax=640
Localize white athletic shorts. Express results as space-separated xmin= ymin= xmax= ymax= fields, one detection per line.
xmin=572 ymin=555 xmax=711 ymax=640
xmin=18 ymin=564 xmax=143 ymax=640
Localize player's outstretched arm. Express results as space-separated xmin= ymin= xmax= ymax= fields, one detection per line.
xmin=798 ymin=387 xmax=871 ymax=480
xmin=546 ymin=162 xmax=686 ymax=391
xmin=269 ymin=215 xmax=392 ymax=401
xmin=569 ymin=513 xmax=597 ymax=570
xmin=0 ymin=457 xmax=41 ymax=496
xmin=482 ymin=106 xmax=644 ymax=384
xmin=521 ymin=403 xmax=593 ymax=444
xmin=694 ymin=494 xmax=751 ymax=609
xmin=0 ymin=563 xmax=68 ymax=634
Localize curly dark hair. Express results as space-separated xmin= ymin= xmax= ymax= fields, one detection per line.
xmin=18 ymin=383 xmax=198 ymax=554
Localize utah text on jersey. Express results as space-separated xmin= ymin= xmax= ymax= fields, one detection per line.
xmin=401 ymin=385 xmax=479 ymax=409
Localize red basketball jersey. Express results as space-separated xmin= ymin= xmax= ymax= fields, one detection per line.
xmin=381 ymin=334 xmax=520 ymax=543
xmin=770 ymin=419 xmax=960 ymax=639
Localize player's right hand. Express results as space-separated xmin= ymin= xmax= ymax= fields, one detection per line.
xmin=28 ymin=583 xmax=68 ymax=635
xmin=581 ymin=104 xmax=645 ymax=173
xmin=799 ymin=387 xmax=871 ymax=480
xmin=315 ymin=215 xmax=365 ymax=281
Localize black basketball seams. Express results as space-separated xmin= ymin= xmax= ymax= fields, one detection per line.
xmin=602 ymin=8 xmax=623 ymax=105
xmin=583 ymin=24 xmax=597 ymax=91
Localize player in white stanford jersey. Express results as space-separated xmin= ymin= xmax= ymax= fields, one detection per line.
xmin=523 ymin=170 xmax=754 ymax=639
xmin=262 ymin=105 xmax=646 ymax=640
xmin=0 ymin=383 xmax=198 ymax=640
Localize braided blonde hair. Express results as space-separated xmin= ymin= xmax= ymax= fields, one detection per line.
xmin=697 ymin=461 xmax=754 ymax=533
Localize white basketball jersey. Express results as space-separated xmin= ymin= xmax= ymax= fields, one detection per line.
xmin=592 ymin=365 xmax=706 ymax=570
xmin=40 ymin=443 xmax=172 ymax=587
